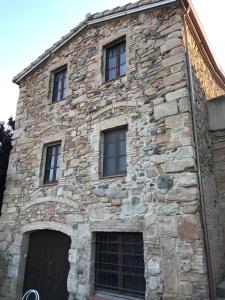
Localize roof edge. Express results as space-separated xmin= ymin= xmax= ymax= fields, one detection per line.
xmin=183 ymin=0 xmax=225 ymax=91
xmin=12 ymin=0 xmax=177 ymax=85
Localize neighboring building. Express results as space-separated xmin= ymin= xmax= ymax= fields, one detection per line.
xmin=1 ymin=0 xmax=225 ymax=299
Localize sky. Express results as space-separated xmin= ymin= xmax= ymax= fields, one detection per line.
xmin=0 ymin=0 xmax=225 ymax=123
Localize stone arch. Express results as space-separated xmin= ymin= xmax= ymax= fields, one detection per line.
xmin=20 ymin=197 xmax=79 ymax=212
xmin=90 ymin=100 xmax=136 ymax=120
xmin=15 ymin=222 xmax=75 ymax=300
xmin=21 ymin=221 xmax=75 ymax=237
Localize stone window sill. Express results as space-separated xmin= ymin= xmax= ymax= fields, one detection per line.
xmin=99 ymin=174 xmax=126 ymax=180
xmin=39 ymin=183 xmax=58 ymax=188
xmin=92 ymin=290 xmax=143 ymax=300
xmin=103 ymin=74 xmax=126 ymax=85
xmin=47 ymin=95 xmax=72 ymax=106
xmin=48 ymin=98 xmax=67 ymax=105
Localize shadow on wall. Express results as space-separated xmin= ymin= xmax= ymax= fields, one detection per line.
xmin=0 ymin=117 xmax=14 ymax=214
xmin=193 ymin=69 xmax=225 ymax=286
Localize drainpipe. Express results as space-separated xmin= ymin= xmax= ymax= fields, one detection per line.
xmin=181 ymin=1 xmax=215 ymax=299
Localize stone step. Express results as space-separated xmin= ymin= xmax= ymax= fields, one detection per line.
xmin=217 ymin=280 xmax=225 ymax=298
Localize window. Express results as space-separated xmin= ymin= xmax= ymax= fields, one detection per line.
xmin=44 ymin=143 xmax=61 ymax=184
xmin=105 ymin=39 xmax=126 ymax=81
xmin=52 ymin=67 xmax=67 ymax=102
xmin=95 ymin=232 xmax=146 ymax=298
xmin=102 ymin=127 xmax=127 ymax=177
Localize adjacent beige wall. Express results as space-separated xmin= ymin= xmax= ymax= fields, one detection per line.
xmin=187 ymin=25 xmax=225 ymax=286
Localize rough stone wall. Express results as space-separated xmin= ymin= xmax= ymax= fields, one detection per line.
xmin=187 ymin=31 xmax=224 ymax=100
xmin=187 ymin=28 xmax=225 ymax=286
xmin=211 ymin=129 xmax=225 ymax=248
xmin=0 ymin=5 xmax=209 ymax=300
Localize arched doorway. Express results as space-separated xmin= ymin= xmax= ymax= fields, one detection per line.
xmin=23 ymin=230 xmax=70 ymax=300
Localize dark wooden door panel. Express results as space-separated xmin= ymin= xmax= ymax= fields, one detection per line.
xmin=23 ymin=230 xmax=70 ymax=300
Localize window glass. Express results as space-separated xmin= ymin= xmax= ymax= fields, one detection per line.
xmin=44 ymin=143 xmax=61 ymax=184
xmin=55 ymin=167 xmax=60 ymax=181
xmin=118 ymin=155 xmax=126 ymax=173
xmin=102 ymin=127 xmax=127 ymax=177
xmin=108 ymin=68 xmax=117 ymax=80
xmin=120 ymin=63 xmax=126 ymax=76
xmin=52 ymin=68 xmax=67 ymax=102
xmin=120 ymin=46 xmax=126 ymax=64
xmin=109 ymin=55 xmax=117 ymax=69
xmin=49 ymin=169 xmax=54 ymax=182
xmin=105 ymin=40 xmax=126 ymax=81
xmin=50 ymin=156 xmax=55 ymax=168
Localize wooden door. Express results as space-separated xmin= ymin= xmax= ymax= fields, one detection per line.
xmin=23 ymin=230 xmax=70 ymax=300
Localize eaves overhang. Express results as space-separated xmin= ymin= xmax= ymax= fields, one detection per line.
xmin=183 ymin=0 xmax=225 ymax=91
xmin=12 ymin=0 xmax=177 ymax=85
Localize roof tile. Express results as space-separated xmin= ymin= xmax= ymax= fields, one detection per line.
xmin=91 ymin=12 xmax=103 ymax=19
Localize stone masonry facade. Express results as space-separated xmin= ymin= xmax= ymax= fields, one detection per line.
xmin=1 ymin=0 xmax=225 ymax=299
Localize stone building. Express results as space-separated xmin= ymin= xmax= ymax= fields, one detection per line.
xmin=1 ymin=0 xmax=225 ymax=299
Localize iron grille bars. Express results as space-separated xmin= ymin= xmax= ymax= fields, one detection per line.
xmin=95 ymin=232 xmax=145 ymax=298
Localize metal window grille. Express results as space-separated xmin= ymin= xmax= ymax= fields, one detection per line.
xmin=95 ymin=232 xmax=145 ymax=298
